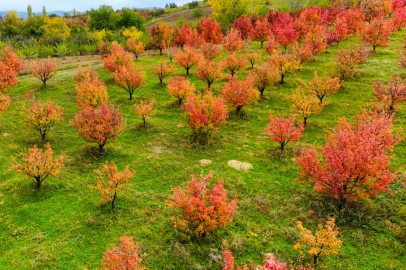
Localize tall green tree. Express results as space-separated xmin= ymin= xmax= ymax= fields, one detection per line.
xmin=42 ymin=6 xmax=47 ymax=16
xmin=27 ymin=5 xmax=33 ymax=20
xmin=117 ymin=9 xmax=146 ymax=31
xmin=88 ymin=5 xmax=119 ymax=31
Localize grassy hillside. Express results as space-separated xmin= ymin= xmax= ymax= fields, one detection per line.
xmin=0 ymin=28 xmax=406 ymax=269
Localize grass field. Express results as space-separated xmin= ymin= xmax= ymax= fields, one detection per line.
xmin=0 ymin=27 xmax=406 ymax=270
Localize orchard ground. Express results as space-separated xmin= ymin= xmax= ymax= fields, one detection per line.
xmin=1 ymin=29 xmax=406 ymax=269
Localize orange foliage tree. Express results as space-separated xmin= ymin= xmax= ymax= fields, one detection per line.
xmin=114 ymin=65 xmax=146 ymax=100
xmin=11 ymin=143 xmax=64 ymax=189
xmin=103 ymin=43 xmax=133 ymax=73
xmin=329 ymin=43 xmax=369 ymax=80
xmin=127 ymin=38 xmax=145 ymax=59
xmin=221 ymin=52 xmax=246 ymax=77
xmin=72 ymin=64 xmax=98 ymax=84
xmin=22 ymin=96 xmax=63 ymax=141
xmin=249 ymin=61 xmax=280 ymax=97
xmin=222 ymin=28 xmax=245 ymax=52
xmin=70 ymin=103 xmax=126 ymax=154
xmin=151 ymin=21 xmax=173 ymax=55
xmin=150 ymin=59 xmax=176 ymax=84
xmin=291 ymin=87 xmax=324 ymax=126
xmin=134 ymin=99 xmax=156 ymax=127
xmin=287 ymin=42 xmax=315 ymax=65
xmin=268 ymin=52 xmax=301 ymax=84
xmin=304 ymin=71 xmax=343 ymax=104
xmin=200 ymin=42 xmax=222 ymax=60
xmin=0 ymin=45 xmax=25 ymax=92
xmin=245 ymin=51 xmax=261 ymax=69
xmin=75 ymin=77 xmax=108 ymax=109
xmin=174 ymin=46 xmax=202 ymax=75
xmin=303 ymin=25 xmax=328 ymax=56
xmin=294 ymin=219 xmax=342 ymax=266
xmin=265 ymin=113 xmax=304 ymax=152
xmin=167 ymin=172 xmax=238 ymax=236
xmin=362 ymin=18 xmax=393 ymax=52
xmin=374 ymin=76 xmax=406 ymax=111
xmin=295 ymin=110 xmax=402 ymax=205
xmin=0 ymin=94 xmax=10 ymax=116
xmin=167 ymin=76 xmax=195 ymax=105
xmin=195 ymin=58 xmax=224 ymax=89
xmin=220 ymin=75 xmax=259 ymax=112
xmin=102 ymin=235 xmax=145 ymax=270
xmin=94 ymin=161 xmax=134 ymax=209
xmin=182 ymin=91 xmax=228 ymax=144
xmin=250 ymin=19 xmax=272 ymax=48
xmin=31 ymin=56 xmax=58 ymax=87
xmin=197 ymin=18 xmax=223 ymax=44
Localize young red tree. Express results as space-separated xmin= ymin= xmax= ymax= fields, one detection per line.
xmin=94 ymin=161 xmax=134 ymax=209
xmin=98 ymin=41 xmax=112 ymax=58
xmin=134 ymin=99 xmax=156 ymax=127
xmin=197 ymin=18 xmax=223 ymax=44
xmin=337 ymin=8 xmax=365 ymax=36
xmin=221 ymin=53 xmax=246 ymax=77
xmin=151 ymin=21 xmax=173 ymax=55
xmin=167 ymin=172 xmax=238 ymax=236
xmin=114 ymin=65 xmax=146 ymax=100
xmin=295 ymin=110 xmax=402 ymax=206
xmin=362 ymin=18 xmax=393 ymax=52
xmin=373 ymin=76 xmax=406 ymax=111
xmin=72 ymin=64 xmax=98 ymax=84
xmin=167 ymin=76 xmax=195 ymax=105
xmin=11 ymin=143 xmax=64 ymax=189
xmin=127 ymin=38 xmax=145 ymax=59
xmin=272 ymin=13 xmax=298 ymax=51
xmin=150 ymin=59 xmax=176 ymax=84
xmin=22 ymin=97 xmax=63 ymax=141
xmin=186 ymin=28 xmax=205 ymax=48
xmin=249 ymin=61 xmax=280 ymax=96
xmin=329 ymin=43 xmax=370 ymax=80
xmin=0 ymin=45 xmax=25 ymax=92
xmin=265 ymin=35 xmax=279 ymax=55
xmin=287 ymin=42 xmax=315 ymax=65
xmin=265 ymin=113 xmax=304 ymax=152
xmin=220 ymin=75 xmax=259 ymax=112
xmin=182 ymin=91 xmax=228 ymax=144
xmin=102 ymin=235 xmax=146 ymax=270
xmin=70 ymin=103 xmax=126 ymax=154
xmin=103 ymin=43 xmax=133 ymax=73
xmin=222 ymin=28 xmax=245 ymax=52
xmin=173 ymin=23 xmax=193 ymax=47
xmin=303 ymin=25 xmax=328 ymax=56
xmin=31 ymin=56 xmax=58 ymax=87
xmin=393 ymin=7 xmax=406 ymax=30
xmin=250 ymin=19 xmax=272 ymax=48
xmin=195 ymin=58 xmax=224 ymax=88
xmin=200 ymin=42 xmax=222 ymax=60
xmin=174 ymin=46 xmax=202 ymax=75
xmin=233 ymin=14 xmax=253 ymax=40
xmin=75 ymin=77 xmax=109 ymax=109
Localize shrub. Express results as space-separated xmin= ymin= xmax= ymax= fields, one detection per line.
xmin=221 ymin=52 xmax=246 ymax=77
xmin=373 ymin=76 xmax=406 ymax=111
xmin=192 ymin=8 xmax=205 ymax=19
xmin=195 ymin=58 xmax=224 ymax=89
xmin=133 ymin=99 xmax=156 ymax=127
xmin=291 ymin=87 xmax=324 ymax=126
xmin=75 ymin=77 xmax=108 ymax=109
xmin=150 ymin=59 xmax=176 ymax=84
xmin=222 ymin=28 xmax=245 ymax=52
xmin=72 ymin=64 xmax=98 ymax=84
xmin=114 ymin=65 xmax=146 ymax=100
xmin=249 ymin=61 xmax=280 ymax=97
xmin=167 ymin=76 xmax=195 ymax=105
xmin=304 ymin=71 xmax=343 ymax=104
xmin=245 ymin=51 xmax=261 ymax=69
xmin=103 ymin=43 xmax=133 ymax=73
xmin=11 ymin=143 xmax=64 ymax=189
xmin=220 ymin=75 xmax=259 ymax=112
xmin=268 ymin=51 xmax=301 ymax=84
xmin=174 ymin=46 xmax=202 ymax=75
xmin=167 ymin=172 xmax=238 ymax=236
xmin=31 ymin=56 xmax=58 ymax=87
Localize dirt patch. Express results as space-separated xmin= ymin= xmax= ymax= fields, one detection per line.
xmin=145 ymin=5 xmax=213 ymax=32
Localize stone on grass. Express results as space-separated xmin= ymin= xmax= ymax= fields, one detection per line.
xmin=199 ymin=159 xmax=212 ymax=167
xmin=227 ymin=160 xmax=253 ymax=171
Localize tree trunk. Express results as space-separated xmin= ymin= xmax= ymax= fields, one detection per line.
xmin=280 ymin=143 xmax=285 ymax=152
xmin=186 ymin=68 xmax=190 ymax=76
xmin=159 ymin=76 xmax=163 ymax=84
xmin=251 ymin=61 xmax=254 ymax=68
xmin=99 ymin=144 xmax=104 ymax=154
xmin=304 ymin=117 xmax=307 ymax=126
xmin=261 ymin=41 xmax=264 ymax=48
xmin=313 ymin=255 xmax=318 ymax=266
xmin=43 ymin=80 xmax=46 ymax=87
xmin=260 ymin=89 xmax=264 ymax=96
xmin=236 ymin=106 xmax=242 ymax=112
xmin=41 ymin=132 xmax=46 ymax=142
xmin=178 ymin=98 xmax=183 ymax=106
xmin=36 ymin=178 xmax=42 ymax=189
xmin=111 ymin=192 xmax=116 ymax=209
xmin=143 ymin=118 xmax=146 ymax=128
xmin=160 ymin=48 xmax=163 ymax=55
xmin=129 ymin=92 xmax=133 ymax=100
xmin=281 ymin=75 xmax=284 ymax=84
xmin=135 ymin=54 xmax=138 ymax=60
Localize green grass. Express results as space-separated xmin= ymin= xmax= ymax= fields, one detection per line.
xmin=1 ymin=28 xmax=406 ymax=270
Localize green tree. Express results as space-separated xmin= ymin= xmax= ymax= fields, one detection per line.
xmin=0 ymin=11 xmax=24 ymax=36
xmin=88 ymin=5 xmax=119 ymax=31
xmin=27 ymin=5 xmax=33 ymax=20
xmin=42 ymin=6 xmax=47 ymax=17
xmin=21 ymin=14 xmax=46 ymax=38
xmin=117 ymin=9 xmax=146 ymax=32
xmin=192 ymin=8 xmax=205 ymax=19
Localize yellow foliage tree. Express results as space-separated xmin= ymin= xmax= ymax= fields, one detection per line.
xmin=291 ymin=86 xmax=324 ymax=126
xmin=43 ymin=17 xmax=70 ymax=39
xmin=294 ymin=218 xmax=342 ymax=266
xmin=122 ymin=26 xmax=143 ymax=41
xmin=208 ymin=0 xmax=264 ymax=27
xmin=303 ymin=71 xmax=343 ymax=104
xmin=268 ymin=51 xmax=301 ymax=84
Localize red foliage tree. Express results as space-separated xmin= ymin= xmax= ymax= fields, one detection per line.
xmin=101 ymin=235 xmax=145 ymax=270
xmin=11 ymin=143 xmax=64 ymax=189
xmin=114 ymin=65 xmax=146 ymax=100
xmin=103 ymin=43 xmax=133 ymax=73
xmin=373 ymin=76 xmax=406 ymax=111
xmin=195 ymin=58 xmax=224 ymax=88
xmin=272 ymin=13 xmax=298 ymax=51
xmin=250 ymin=19 xmax=272 ymax=48
xmin=222 ymin=29 xmax=245 ymax=52
xmin=303 ymin=25 xmax=328 ymax=56
xmin=72 ymin=64 xmax=98 ymax=84
xmin=167 ymin=171 xmax=238 ymax=236
xmin=98 ymin=41 xmax=112 ymax=58
xmin=173 ymin=23 xmax=193 ymax=47
xmin=31 ymin=56 xmax=58 ymax=87
xmin=167 ymin=75 xmax=195 ymax=105
xmin=75 ymin=77 xmax=109 ymax=109
xmin=249 ymin=61 xmax=280 ymax=96
xmin=393 ymin=7 xmax=406 ymax=30
xmin=127 ymin=38 xmax=145 ymax=59
xmin=221 ymin=53 xmax=246 ymax=77
xmin=265 ymin=113 xmax=304 ymax=152
xmin=151 ymin=21 xmax=173 ymax=55
xmin=337 ymin=8 xmax=365 ymax=36
xmin=70 ymin=103 xmax=126 ymax=154
xmin=0 ymin=94 xmax=10 ymax=116
xmin=233 ymin=14 xmax=253 ymax=40
xmin=0 ymin=45 xmax=25 ymax=92
xmin=197 ymin=18 xmax=223 ymax=44
xmin=174 ymin=46 xmax=203 ymax=75
xmin=295 ymin=110 xmax=402 ymax=206
xmin=362 ymin=18 xmax=393 ymax=52
xmin=200 ymin=42 xmax=222 ymax=60
xmin=287 ymin=43 xmax=315 ymax=65
xmin=182 ymin=91 xmax=228 ymax=143
xmin=220 ymin=75 xmax=259 ymax=112
xmin=134 ymin=99 xmax=156 ymax=127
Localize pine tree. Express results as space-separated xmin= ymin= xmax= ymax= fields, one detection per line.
xmin=27 ymin=5 xmax=33 ymax=20
xmin=42 ymin=6 xmax=46 ymax=17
